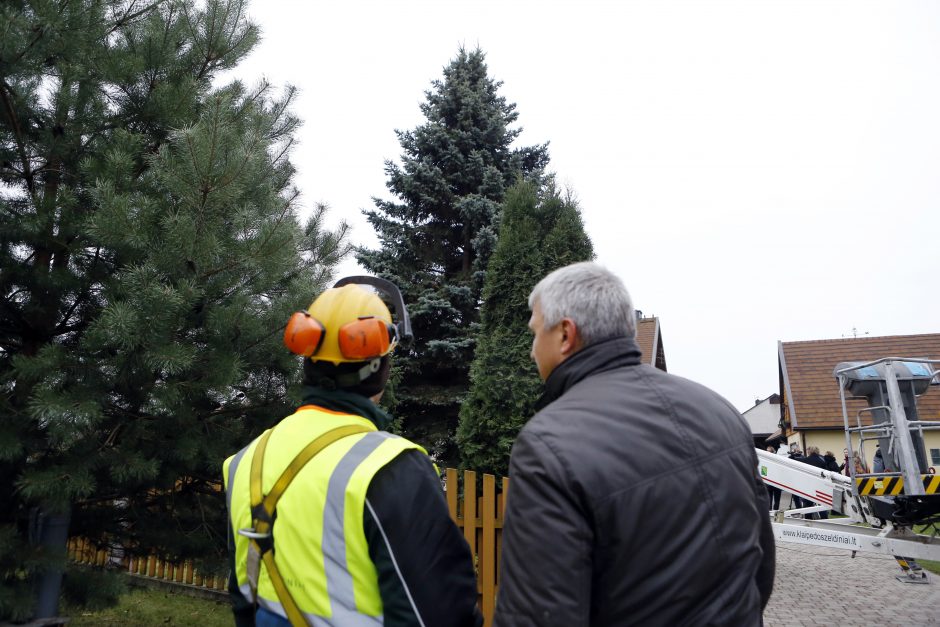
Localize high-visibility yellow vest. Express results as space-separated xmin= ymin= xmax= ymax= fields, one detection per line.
xmin=223 ymin=405 xmax=427 ymax=625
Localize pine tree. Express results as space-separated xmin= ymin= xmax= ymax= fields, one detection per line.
xmin=456 ymin=180 xmax=593 ymax=477
xmin=359 ymin=48 xmax=549 ymax=465
xmin=0 ymin=1 xmax=347 ymax=619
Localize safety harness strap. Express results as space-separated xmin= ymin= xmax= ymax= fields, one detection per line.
xmin=242 ymin=423 xmax=372 ymax=626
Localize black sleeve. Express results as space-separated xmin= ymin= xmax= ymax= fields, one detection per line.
xmin=364 ymin=449 xmax=483 ymax=627
xmin=753 ymin=463 xmax=776 ymax=610
xmin=227 ymin=516 xmax=256 ymax=627
xmin=493 ymin=431 xmax=593 ymax=627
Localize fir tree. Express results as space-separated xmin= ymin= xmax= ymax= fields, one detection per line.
xmin=0 ymin=1 xmax=347 ymax=619
xmin=359 ymin=48 xmax=549 ymax=465
xmin=457 ymin=180 xmax=593 ymax=477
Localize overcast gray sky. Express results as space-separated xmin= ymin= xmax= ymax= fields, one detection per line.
xmin=229 ymin=1 xmax=940 ymax=412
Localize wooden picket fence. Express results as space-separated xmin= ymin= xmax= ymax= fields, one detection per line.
xmin=67 ymin=467 xmax=509 ymax=625
xmin=68 ymin=536 xmax=228 ymax=592
xmin=444 ymin=468 xmax=509 ymax=627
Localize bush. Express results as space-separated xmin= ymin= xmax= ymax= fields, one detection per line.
xmin=61 ymin=566 xmax=128 ymax=611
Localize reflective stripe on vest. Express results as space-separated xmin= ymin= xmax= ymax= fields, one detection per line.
xmin=223 ymin=407 xmax=425 ymax=624
xmin=323 ymin=431 xmax=389 ymax=622
xmin=224 ymin=443 xmax=250 ymax=514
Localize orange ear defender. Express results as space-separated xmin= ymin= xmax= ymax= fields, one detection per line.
xmin=333 ymin=276 xmax=412 ymax=350
xmin=284 ymin=312 xmax=397 ymax=361
xmin=283 ymin=312 xmax=326 ymax=357
xmin=337 ymin=316 xmax=397 ymax=360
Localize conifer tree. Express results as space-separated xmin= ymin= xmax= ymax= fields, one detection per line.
xmin=359 ymin=48 xmax=549 ymax=465
xmin=0 ymin=1 xmax=346 ymax=619
xmin=457 ymin=180 xmax=593 ymax=477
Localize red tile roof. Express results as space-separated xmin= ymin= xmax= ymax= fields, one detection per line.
xmin=778 ymin=334 xmax=940 ymax=429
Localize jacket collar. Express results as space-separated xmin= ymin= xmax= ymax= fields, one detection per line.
xmin=299 ymin=385 xmax=392 ymax=431
xmin=536 ymin=336 xmax=643 ymax=410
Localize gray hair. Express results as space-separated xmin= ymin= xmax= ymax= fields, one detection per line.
xmin=528 ymin=262 xmax=636 ymax=344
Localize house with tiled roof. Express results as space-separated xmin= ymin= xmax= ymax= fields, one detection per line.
xmin=778 ymin=333 xmax=940 ymax=470
xmin=743 ymin=393 xmax=782 ymax=449
xmin=636 ymin=315 xmax=667 ymax=371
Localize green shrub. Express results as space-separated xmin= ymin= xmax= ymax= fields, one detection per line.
xmin=62 ymin=566 xmax=127 ymax=611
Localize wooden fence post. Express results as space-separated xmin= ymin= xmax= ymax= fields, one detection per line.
xmin=446 ymin=468 xmax=459 ymax=523
xmin=481 ymin=474 xmax=496 ymax=627
xmin=463 ymin=470 xmax=477 ymax=562
xmin=499 ymin=476 xmax=509 ymax=589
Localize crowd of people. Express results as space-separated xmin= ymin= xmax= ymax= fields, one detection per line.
xmin=765 ymin=442 xmax=870 ymax=518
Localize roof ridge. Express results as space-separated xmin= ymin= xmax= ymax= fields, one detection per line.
xmin=781 ymin=332 xmax=940 ymax=346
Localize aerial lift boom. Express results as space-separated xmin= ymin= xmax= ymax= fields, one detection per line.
xmin=758 ymin=357 xmax=940 ymax=582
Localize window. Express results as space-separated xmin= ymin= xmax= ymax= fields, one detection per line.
xmin=931 ymin=448 xmax=940 ymax=466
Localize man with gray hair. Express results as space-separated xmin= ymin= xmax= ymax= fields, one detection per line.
xmin=494 ymin=262 xmax=775 ymax=626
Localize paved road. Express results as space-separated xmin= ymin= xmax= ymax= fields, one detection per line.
xmin=764 ymin=541 xmax=940 ymax=626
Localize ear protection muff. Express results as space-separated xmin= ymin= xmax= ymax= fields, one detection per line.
xmin=337 ymin=316 xmax=397 ymax=360
xmin=332 ymin=276 xmax=413 ymax=350
xmin=284 ymin=311 xmax=326 ymax=357
xmin=284 ymin=276 xmax=412 ymax=361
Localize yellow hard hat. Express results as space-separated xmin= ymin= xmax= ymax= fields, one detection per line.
xmin=283 ymin=284 xmax=396 ymax=365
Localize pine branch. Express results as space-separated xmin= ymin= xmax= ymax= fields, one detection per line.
xmin=198 ymin=188 xmax=299 ymax=281
xmin=183 ymin=131 xmax=203 ymax=187
xmin=198 ymin=1 xmax=220 ymax=79
xmin=202 ymin=97 xmax=222 ymax=208
xmin=0 ymin=78 xmax=34 ymax=193
xmin=211 ymin=109 xmax=265 ymax=193
xmin=53 ymin=248 xmax=100 ymax=335
xmin=98 ymin=424 xmax=123 ymax=451
xmin=11 ymin=20 xmax=48 ymax=65
xmin=237 ymin=321 xmax=286 ymax=355
xmin=160 ymin=1 xmax=178 ymax=51
xmin=253 ymin=188 xmax=299 ymax=256
xmin=186 ymin=0 xmax=253 ymax=81
xmin=106 ymin=0 xmax=168 ymax=36
xmin=270 ymin=136 xmax=294 ymax=167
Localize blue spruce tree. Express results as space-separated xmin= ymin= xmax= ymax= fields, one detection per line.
xmin=359 ymin=48 xmax=549 ymax=465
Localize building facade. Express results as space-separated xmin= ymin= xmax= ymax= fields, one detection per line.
xmin=742 ymin=394 xmax=782 ymax=449
xmin=636 ymin=315 xmax=667 ymax=372
xmin=778 ymin=333 xmax=940 ymax=471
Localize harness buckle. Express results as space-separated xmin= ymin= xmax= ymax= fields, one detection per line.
xmin=239 ymin=525 xmax=274 ymax=556
xmin=237 ymin=527 xmax=272 ymax=540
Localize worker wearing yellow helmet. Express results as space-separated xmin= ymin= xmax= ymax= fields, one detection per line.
xmin=223 ymin=276 xmax=482 ymax=627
